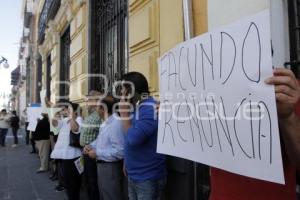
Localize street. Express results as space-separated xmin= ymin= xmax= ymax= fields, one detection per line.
xmin=0 ymin=128 xmax=65 ymax=200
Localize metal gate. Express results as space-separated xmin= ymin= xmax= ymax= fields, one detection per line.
xmin=36 ymin=55 xmax=42 ymax=103
xmin=59 ymin=27 xmax=70 ymax=100
xmin=89 ymin=0 xmax=128 ymax=93
xmin=288 ymin=0 xmax=300 ymax=78
xmin=46 ymin=54 xmax=52 ymax=99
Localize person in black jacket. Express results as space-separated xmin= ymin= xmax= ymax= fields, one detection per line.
xmin=10 ymin=111 xmax=19 ymax=147
xmin=34 ymin=110 xmax=51 ymax=173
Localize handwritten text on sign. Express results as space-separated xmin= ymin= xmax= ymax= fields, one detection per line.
xmin=157 ymin=10 xmax=284 ymax=184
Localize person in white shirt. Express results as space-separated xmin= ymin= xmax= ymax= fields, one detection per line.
xmin=83 ymin=96 xmax=125 ymax=200
xmin=0 ymin=109 xmax=10 ymax=147
xmin=51 ymin=102 xmax=83 ymax=200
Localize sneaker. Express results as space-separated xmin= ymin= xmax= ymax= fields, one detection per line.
xmin=55 ymin=185 xmax=65 ymax=192
xmin=11 ymin=144 xmax=17 ymax=148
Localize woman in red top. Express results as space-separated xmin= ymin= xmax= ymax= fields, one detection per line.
xmin=210 ymin=68 xmax=300 ymax=200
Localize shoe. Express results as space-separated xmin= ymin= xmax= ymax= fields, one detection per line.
xmin=11 ymin=144 xmax=17 ymax=148
xmin=51 ymin=176 xmax=58 ymax=181
xmin=55 ymin=185 xmax=65 ymax=192
xmin=30 ymin=151 xmax=37 ymax=154
xmin=36 ymin=169 xmax=46 ymax=173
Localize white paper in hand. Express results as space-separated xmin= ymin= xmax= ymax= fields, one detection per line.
xmin=74 ymin=157 xmax=84 ymax=174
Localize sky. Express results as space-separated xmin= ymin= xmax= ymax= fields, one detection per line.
xmin=0 ymin=0 xmax=23 ymax=108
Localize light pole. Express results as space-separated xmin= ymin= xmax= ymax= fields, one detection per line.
xmin=0 ymin=56 xmax=9 ymax=69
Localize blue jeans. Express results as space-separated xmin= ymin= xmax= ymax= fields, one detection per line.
xmin=128 ymin=177 xmax=166 ymax=200
xmin=0 ymin=128 xmax=8 ymax=146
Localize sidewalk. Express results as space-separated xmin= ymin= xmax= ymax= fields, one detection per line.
xmin=0 ymin=128 xmax=66 ymax=200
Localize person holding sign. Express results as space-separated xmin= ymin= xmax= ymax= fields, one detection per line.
xmin=210 ymin=68 xmax=300 ymax=200
xmin=119 ymin=72 xmax=167 ymax=200
xmin=50 ymin=102 xmax=83 ymax=200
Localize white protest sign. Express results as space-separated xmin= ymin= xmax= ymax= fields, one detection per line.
xmin=27 ymin=107 xmax=42 ymax=131
xmin=27 ymin=120 xmax=38 ymax=132
xmin=157 ymin=10 xmax=284 ymax=184
xmin=47 ymin=108 xmax=62 ymax=135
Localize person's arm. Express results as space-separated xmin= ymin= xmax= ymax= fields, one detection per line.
xmin=119 ymin=97 xmax=132 ymax=132
xmin=83 ymin=140 xmax=96 ymax=156
xmin=70 ymin=113 xmax=81 ymax=133
xmin=45 ymin=97 xmax=54 ymax=108
xmin=124 ymin=104 xmax=157 ymax=146
xmin=266 ymin=68 xmax=300 ymax=168
xmin=86 ymin=138 xmax=98 ymax=159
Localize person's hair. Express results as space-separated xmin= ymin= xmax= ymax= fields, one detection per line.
xmin=56 ymin=99 xmax=71 ymax=109
xmin=12 ymin=111 xmax=17 ymax=115
xmin=99 ymin=96 xmax=115 ymax=114
xmin=70 ymin=103 xmax=80 ymax=114
xmin=87 ymin=90 xmax=102 ymax=98
xmin=1 ymin=109 xmax=6 ymax=113
xmin=121 ymin=72 xmax=149 ymax=95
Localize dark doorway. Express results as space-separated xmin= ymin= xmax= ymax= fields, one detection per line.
xmin=26 ymin=57 xmax=31 ymax=105
xmin=59 ymin=27 xmax=70 ymax=100
xmin=46 ymin=54 xmax=52 ymax=99
xmin=36 ymin=54 xmax=42 ymax=103
xmin=89 ymin=0 xmax=128 ymax=93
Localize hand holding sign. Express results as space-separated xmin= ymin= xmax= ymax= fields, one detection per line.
xmin=265 ymin=68 xmax=300 ymax=119
xmin=157 ymin=10 xmax=284 ymax=184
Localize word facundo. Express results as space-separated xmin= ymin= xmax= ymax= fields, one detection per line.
xmin=159 ymin=22 xmax=273 ymax=164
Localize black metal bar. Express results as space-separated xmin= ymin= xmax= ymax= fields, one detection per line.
xmin=46 ymin=54 xmax=52 ymax=99
xmin=284 ymin=60 xmax=300 ymax=68
xmin=293 ymin=0 xmax=300 ymax=58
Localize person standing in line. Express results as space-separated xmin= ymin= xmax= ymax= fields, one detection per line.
xmin=34 ymin=109 xmax=51 ymax=173
xmin=51 ymin=102 xmax=83 ymax=200
xmin=84 ymin=96 xmax=125 ymax=200
xmin=119 ymin=72 xmax=167 ymax=200
xmin=52 ymin=107 xmax=66 ymax=192
xmin=29 ymin=130 xmax=37 ymax=153
xmin=24 ymin=108 xmax=37 ymax=153
xmin=22 ymin=109 xmax=30 ymax=145
xmin=0 ymin=109 xmax=10 ymax=147
xmin=10 ymin=111 xmax=20 ymax=148
xmin=80 ymin=90 xmax=102 ymax=200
